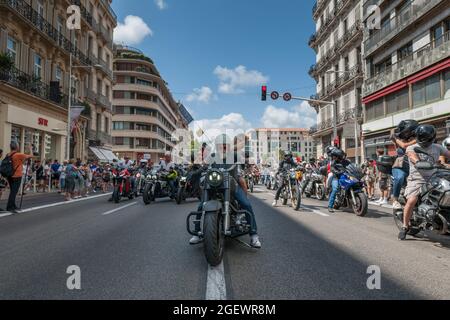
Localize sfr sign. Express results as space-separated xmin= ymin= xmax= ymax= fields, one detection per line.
xmin=38 ymin=118 xmax=48 ymax=126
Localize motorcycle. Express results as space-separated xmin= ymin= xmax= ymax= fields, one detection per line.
xmin=302 ymin=167 xmax=326 ymax=200
xmin=277 ymin=167 xmax=303 ymax=211
xmin=332 ymin=163 xmax=368 ymax=216
xmin=176 ymin=166 xmax=202 ymax=204
xmin=244 ymin=172 xmax=255 ymax=193
xmin=186 ymin=165 xmax=255 ymax=266
xmin=134 ymin=168 xmax=147 ymax=197
xmin=393 ymin=147 xmax=450 ymax=236
xmin=112 ymin=168 xmax=134 ymax=203
xmin=142 ymin=166 xmax=175 ymax=205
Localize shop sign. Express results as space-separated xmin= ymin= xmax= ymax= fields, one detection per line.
xmin=38 ymin=118 xmax=48 ymax=126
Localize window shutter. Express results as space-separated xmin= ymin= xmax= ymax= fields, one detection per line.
xmin=21 ymin=43 xmax=29 ymax=73
xmin=45 ymin=59 xmax=51 ymax=82
xmin=29 ymin=48 xmax=35 ymax=76
xmin=0 ymin=28 xmax=7 ymax=53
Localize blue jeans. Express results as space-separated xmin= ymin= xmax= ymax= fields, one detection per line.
xmin=168 ymin=180 xmax=176 ymax=196
xmin=392 ymin=168 xmax=407 ymax=199
xmin=328 ymin=177 xmax=339 ymax=209
xmin=195 ymin=186 xmax=258 ymax=235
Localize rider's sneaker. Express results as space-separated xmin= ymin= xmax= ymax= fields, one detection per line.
xmin=250 ymin=235 xmax=261 ymax=248
xmin=392 ymin=201 xmax=402 ymax=210
xmin=272 ymin=200 xmax=278 ymax=207
xmin=379 ymin=199 xmax=388 ymax=206
xmin=189 ymin=235 xmax=203 ymax=245
xmin=328 ymin=207 xmax=335 ymax=213
xmin=398 ymin=227 xmax=409 ymax=241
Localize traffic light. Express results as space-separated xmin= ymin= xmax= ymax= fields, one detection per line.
xmin=261 ymin=85 xmax=267 ymax=101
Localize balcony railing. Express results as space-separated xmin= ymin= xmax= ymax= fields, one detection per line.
xmin=0 ymin=0 xmax=92 ymax=66
xmin=88 ymin=129 xmax=112 ymax=145
xmin=364 ymin=0 xmax=442 ymax=54
xmin=314 ymin=106 xmax=362 ymax=134
xmin=364 ymin=31 xmax=450 ymax=96
xmin=319 ymin=64 xmax=362 ymax=99
xmin=69 ymin=0 xmax=93 ymax=26
xmin=96 ymin=93 xmax=112 ymax=111
xmin=0 ymin=66 xmax=68 ymax=108
xmin=99 ymin=0 xmax=117 ymax=21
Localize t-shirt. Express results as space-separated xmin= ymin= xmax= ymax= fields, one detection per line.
xmin=406 ymin=143 xmax=448 ymax=182
xmin=51 ymin=163 xmax=61 ymax=173
xmin=7 ymin=152 xmax=30 ymax=178
xmin=159 ymin=160 xmax=175 ymax=171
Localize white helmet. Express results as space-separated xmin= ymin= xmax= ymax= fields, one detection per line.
xmin=443 ymin=136 xmax=450 ymax=150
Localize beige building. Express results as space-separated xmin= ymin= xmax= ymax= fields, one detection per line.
xmin=361 ymin=0 xmax=450 ymax=159
xmin=0 ymin=0 xmax=116 ymax=162
xmin=308 ymin=0 xmax=364 ymax=163
xmin=112 ymin=45 xmax=192 ymax=163
xmin=248 ymin=128 xmax=316 ymax=168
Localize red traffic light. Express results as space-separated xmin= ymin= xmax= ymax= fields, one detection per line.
xmin=261 ymin=86 xmax=267 ymax=101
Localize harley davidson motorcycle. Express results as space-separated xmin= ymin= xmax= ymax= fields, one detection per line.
xmin=277 ymin=166 xmax=303 ymax=211
xmin=186 ymin=164 xmax=255 ymax=266
xmin=393 ymin=147 xmax=450 ymax=236
xmin=176 ymin=165 xmax=202 ymax=204
xmin=332 ymin=163 xmax=368 ymax=216
xmin=142 ymin=166 xmax=175 ymax=205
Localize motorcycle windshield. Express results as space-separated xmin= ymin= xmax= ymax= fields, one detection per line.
xmin=345 ymin=164 xmax=363 ymax=180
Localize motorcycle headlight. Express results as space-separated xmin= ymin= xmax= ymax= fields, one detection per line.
xmin=180 ymin=177 xmax=187 ymax=182
xmin=207 ymin=170 xmax=223 ymax=188
xmin=439 ymin=191 xmax=450 ymax=209
xmin=152 ymin=175 xmax=157 ymax=180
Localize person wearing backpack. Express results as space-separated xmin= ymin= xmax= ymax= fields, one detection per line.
xmin=2 ymin=141 xmax=33 ymax=213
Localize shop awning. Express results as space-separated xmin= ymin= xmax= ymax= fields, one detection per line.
xmin=98 ymin=148 xmax=118 ymax=162
xmin=89 ymin=147 xmax=108 ymax=162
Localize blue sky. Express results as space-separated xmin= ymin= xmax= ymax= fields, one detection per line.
xmin=112 ymin=0 xmax=317 ymax=132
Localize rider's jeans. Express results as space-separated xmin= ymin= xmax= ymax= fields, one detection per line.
xmin=194 ymin=186 xmax=258 ymax=236
xmin=168 ymin=180 xmax=176 ymax=196
xmin=328 ymin=177 xmax=339 ymax=209
xmin=392 ymin=168 xmax=407 ymax=199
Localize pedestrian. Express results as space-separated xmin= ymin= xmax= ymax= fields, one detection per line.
xmin=363 ymin=159 xmax=376 ymax=200
xmin=64 ymin=160 xmax=77 ymax=201
xmin=59 ymin=161 xmax=67 ymax=194
xmin=51 ymin=159 xmax=61 ymax=189
xmin=43 ymin=160 xmax=51 ymax=191
xmin=0 ymin=149 xmax=6 ymax=212
xmin=3 ymin=141 xmax=33 ymax=213
xmin=33 ymin=160 xmax=45 ymax=192
xmin=375 ymin=149 xmax=390 ymax=205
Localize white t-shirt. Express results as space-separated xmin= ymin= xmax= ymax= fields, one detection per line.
xmin=159 ymin=160 xmax=175 ymax=171
xmin=406 ymin=143 xmax=448 ymax=181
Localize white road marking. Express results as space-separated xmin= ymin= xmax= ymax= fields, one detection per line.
xmin=101 ymin=202 xmax=138 ymax=216
xmin=0 ymin=212 xmax=13 ymax=218
xmin=206 ymin=261 xmax=227 ymax=300
xmin=17 ymin=193 xmax=112 ymax=214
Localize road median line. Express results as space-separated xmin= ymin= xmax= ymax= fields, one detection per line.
xmin=206 ymin=261 xmax=227 ymax=300
xmin=101 ymin=202 xmax=138 ymax=216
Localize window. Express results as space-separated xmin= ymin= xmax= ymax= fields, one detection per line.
xmin=445 ymin=70 xmax=450 ymax=97
xmin=137 ymin=79 xmax=152 ymax=86
xmin=425 ymin=74 xmax=441 ymax=103
xmin=37 ymin=0 xmax=44 ymax=16
xmin=55 ymin=66 xmax=62 ymax=82
xmin=113 ymin=122 xmax=124 ymax=130
xmin=366 ymin=98 xmax=384 ymax=121
xmin=412 ymin=81 xmax=425 ymax=107
xmin=57 ymin=17 xmax=64 ymax=46
xmin=97 ymin=113 xmax=102 ymax=132
xmin=398 ymin=42 xmax=413 ymax=60
xmin=386 ymin=88 xmax=409 ymax=115
xmin=7 ymin=37 xmax=17 ymax=64
xmin=34 ymin=54 xmax=42 ymax=79
xmin=432 ymin=23 xmax=444 ymax=47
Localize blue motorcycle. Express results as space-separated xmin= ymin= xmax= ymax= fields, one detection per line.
xmin=333 ymin=164 xmax=368 ymax=216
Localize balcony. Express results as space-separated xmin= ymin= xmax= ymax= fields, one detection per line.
xmin=96 ymin=93 xmax=112 ymax=111
xmin=88 ymin=129 xmax=112 ymax=145
xmin=68 ymin=0 xmax=93 ymax=26
xmin=308 ymin=64 xmax=318 ymax=78
xmin=313 ymin=106 xmax=362 ymax=135
xmin=99 ymin=24 xmax=113 ymax=47
xmin=96 ymin=56 xmax=113 ymax=79
xmin=364 ymin=0 xmax=443 ymax=55
xmin=308 ymin=34 xmax=317 ymax=48
xmin=0 ymin=0 xmax=92 ymax=66
xmin=364 ymin=31 xmax=450 ymax=97
xmin=0 ymin=65 xmax=68 ymax=109
xmin=319 ymin=64 xmax=363 ymax=99
xmin=99 ymin=0 xmax=117 ymax=21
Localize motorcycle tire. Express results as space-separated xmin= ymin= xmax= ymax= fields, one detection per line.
xmin=316 ymin=185 xmax=325 ymax=201
xmin=292 ymin=186 xmax=302 ymax=211
xmin=176 ymin=187 xmax=184 ymax=205
xmin=203 ymin=211 xmax=224 ymax=267
xmin=393 ymin=211 xmax=421 ymax=236
xmin=250 ymin=183 xmax=254 ymax=193
xmin=113 ymin=186 xmax=121 ymax=204
xmin=352 ymin=192 xmax=368 ymax=217
xmin=143 ymin=184 xmax=153 ymax=205
xmin=282 ymin=194 xmax=288 ymax=206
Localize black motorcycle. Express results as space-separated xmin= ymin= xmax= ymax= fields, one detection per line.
xmin=244 ymin=172 xmax=255 ymax=193
xmin=187 ymin=165 xmax=255 ymax=266
xmin=142 ymin=166 xmax=175 ymax=205
xmin=277 ymin=167 xmax=302 ymax=211
xmin=393 ymin=147 xmax=450 ymax=236
xmin=176 ymin=166 xmax=202 ymax=204
xmin=302 ymin=167 xmax=326 ymax=200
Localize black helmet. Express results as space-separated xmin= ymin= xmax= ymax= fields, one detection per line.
xmin=395 ymin=120 xmax=419 ymax=140
xmin=325 ymin=145 xmax=336 ymax=156
xmin=415 ymin=124 xmax=436 ymax=148
xmin=309 ymin=158 xmax=315 ymax=163
xmin=330 ymin=148 xmax=345 ymax=160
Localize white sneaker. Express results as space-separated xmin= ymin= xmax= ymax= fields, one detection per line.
xmin=379 ymin=199 xmax=388 ymax=206
xmin=250 ymin=235 xmax=261 ymax=248
xmin=392 ymin=201 xmax=402 ymax=210
xmin=272 ymin=200 xmax=278 ymax=207
xmin=189 ymin=235 xmax=203 ymax=245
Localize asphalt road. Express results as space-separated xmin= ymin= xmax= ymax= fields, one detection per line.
xmin=0 ymin=185 xmax=449 ymax=300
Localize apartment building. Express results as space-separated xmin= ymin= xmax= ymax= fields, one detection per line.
xmin=0 ymin=0 xmax=117 ymax=162
xmin=248 ymin=128 xmax=316 ymax=168
xmin=361 ymin=0 xmax=450 ymax=159
xmin=308 ymin=0 xmax=364 ymax=163
xmin=112 ymin=45 xmax=192 ymax=162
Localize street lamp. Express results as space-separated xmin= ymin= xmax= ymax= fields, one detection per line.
xmin=325 ymin=69 xmax=362 ymax=165
xmin=67 ymin=53 xmax=102 ymax=160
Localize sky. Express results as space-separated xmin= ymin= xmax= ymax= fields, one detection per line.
xmin=112 ymin=0 xmax=318 ymax=134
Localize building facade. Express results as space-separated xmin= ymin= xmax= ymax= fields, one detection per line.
xmin=361 ymin=0 xmax=450 ymax=159
xmin=249 ymin=128 xmax=316 ymax=168
xmin=308 ymin=0 xmax=364 ymax=163
xmin=0 ymin=0 xmax=116 ymax=162
xmin=112 ymin=45 xmax=192 ymax=162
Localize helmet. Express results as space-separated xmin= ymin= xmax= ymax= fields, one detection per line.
xmin=284 ymin=151 xmax=293 ymax=158
xmin=395 ymin=120 xmax=419 ymax=140
xmin=309 ymin=158 xmax=315 ymax=163
xmin=415 ymin=124 xmax=436 ymax=148
xmin=443 ymin=136 xmax=450 ymax=151
xmin=325 ymin=145 xmax=336 ymax=156
xmin=330 ymin=148 xmax=345 ymax=160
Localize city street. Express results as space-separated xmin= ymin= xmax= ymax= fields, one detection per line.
xmin=1 ymin=186 xmax=449 ymax=300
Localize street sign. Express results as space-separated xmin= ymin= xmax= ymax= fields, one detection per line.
xmin=270 ymin=91 xmax=279 ymax=100
xmin=283 ymin=93 xmax=292 ymax=101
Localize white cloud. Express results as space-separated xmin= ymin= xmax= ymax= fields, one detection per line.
xmin=186 ymin=86 xmax=214 ymax=104
xmin=260 ymin=101 xmax=317 ymax=129
xmin=190 ymin=113 xmax=252 ymax=141
xmin=214 ymin=65 xmax=269 ymax=94
xmin=114 ymin=15 xmax=153 ymax=45
xmin=155 ymin=0 xmax=167 ymax=10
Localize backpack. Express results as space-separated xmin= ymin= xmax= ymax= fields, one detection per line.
xmin=0 ymin=152 xmax=18 ymax=178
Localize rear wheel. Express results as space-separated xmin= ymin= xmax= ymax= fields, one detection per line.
xmin=143 ymin=183 xmax=153 ymax=205
xmin=203 ymin=211 xmax=224 ymax=267
xmin=316 ymin=185 xmax=325 ymax=200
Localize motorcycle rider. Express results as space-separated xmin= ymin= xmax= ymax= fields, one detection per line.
xmin=189 ymin=134 xmax=261 ymax=248
xmin=272 ymin=151 xmax=296 ymax=207
xmin=328 ymin=148 xmax=351 ymax=213
xmin=399 ymin=124 xmax=450 ymax=240
xmin=159 ymin=151 xmax=178 ymax=198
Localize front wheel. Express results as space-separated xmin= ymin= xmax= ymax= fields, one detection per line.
xmin=142 ymin=183 xmax=153 ymax=205
xmin=292 ymin=185 xmax=302 ymax=211
xmin=250 ymin=181 xmax=254 ymax=193
xmin=176 ymin=187 xmax=185 ymax=205
xmin=203 ymin=211 xmax=224 ymax=267
xmin=352 ymin=192 xmax=368 ymax=217
xmin=112 ymin=185 xmax=121 ymax=203
xmin=316 ymin=184 xmax=325 ymax=201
